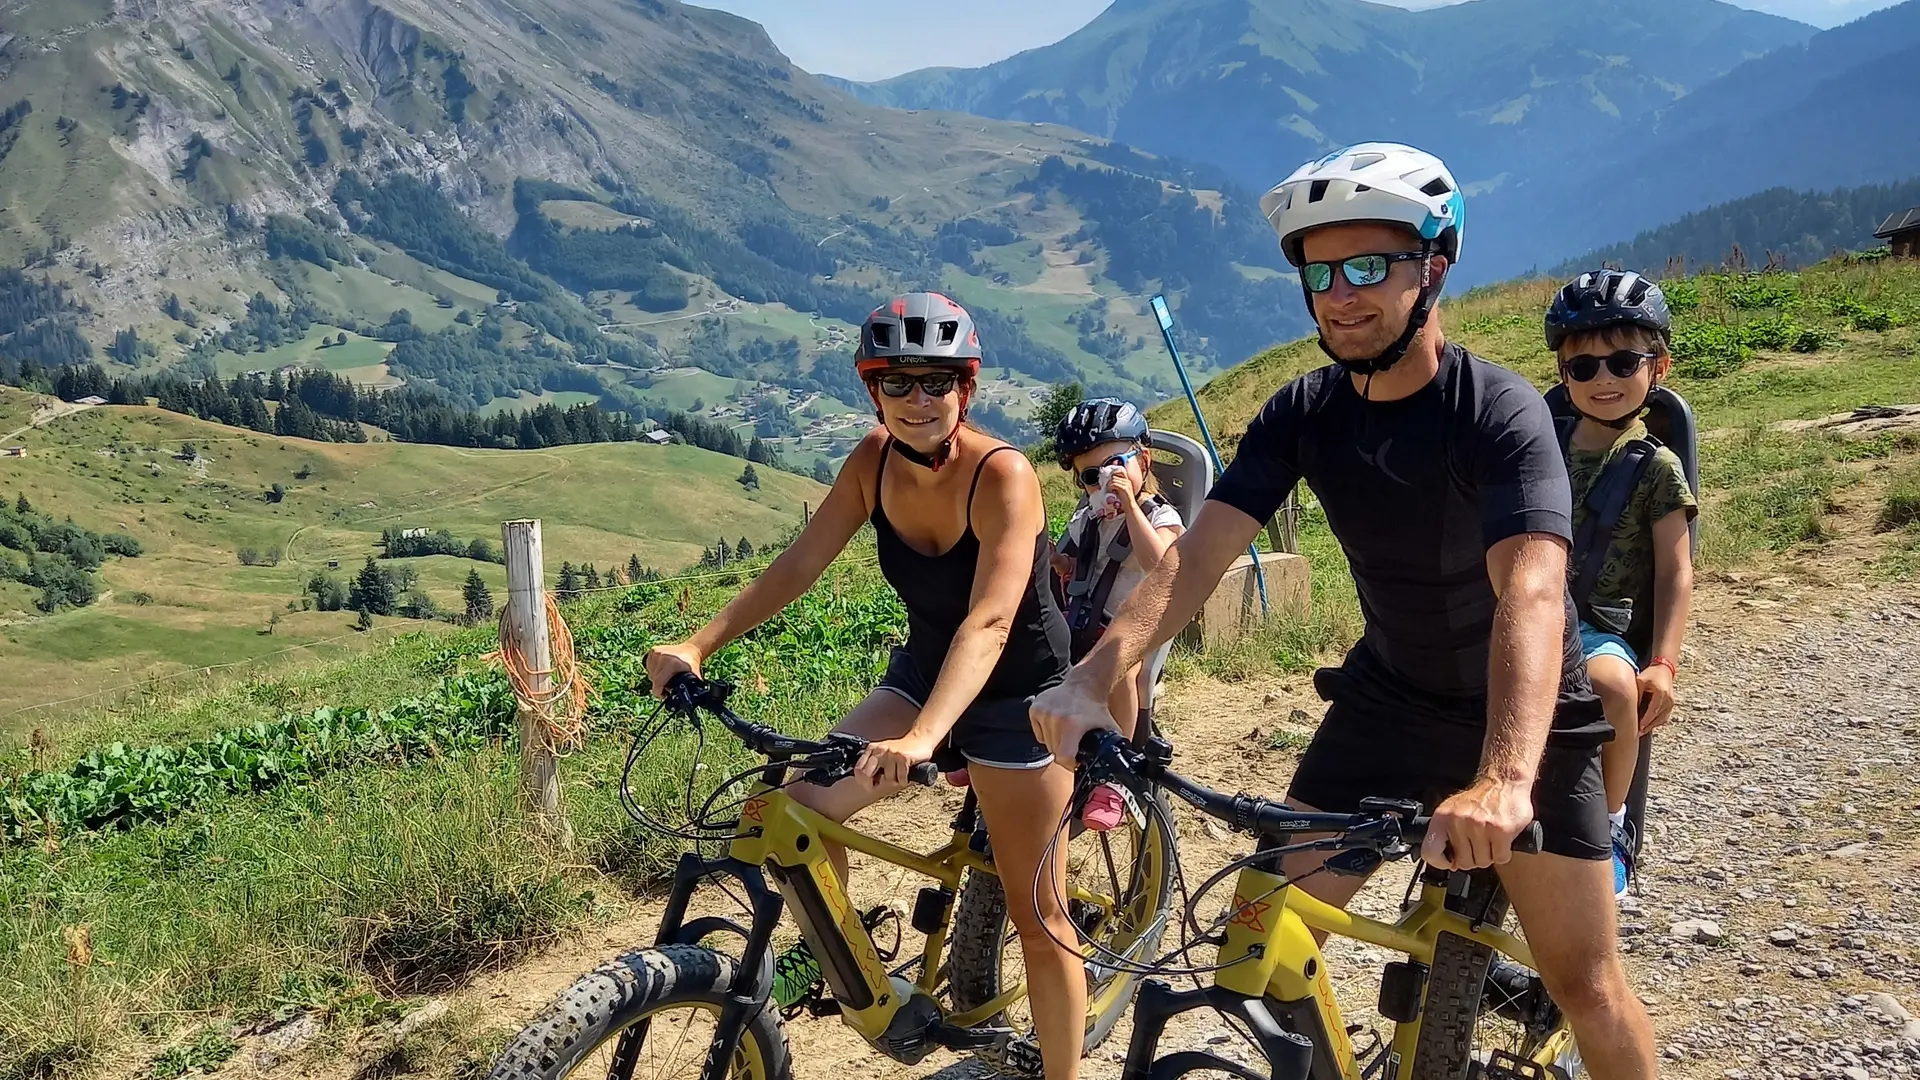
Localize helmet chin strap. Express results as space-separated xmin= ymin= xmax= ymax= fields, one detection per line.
xmin=872 ymin=383 xmax=971 ymax=473
xmin=1307 ymin=243 xmax=1440 ymax=380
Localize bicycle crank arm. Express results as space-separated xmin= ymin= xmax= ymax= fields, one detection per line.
xmin=928 ymin=1022 xmax=1014 ymax=1052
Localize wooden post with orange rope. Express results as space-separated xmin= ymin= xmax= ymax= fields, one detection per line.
xmin=500 ymin=520 xmax=578 ymax=846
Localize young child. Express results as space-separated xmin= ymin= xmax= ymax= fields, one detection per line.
xmin=1052 ymin=398 xmax=1185 ymax=827
xmin=1545 ymin=270 xmax=1698 ymax=896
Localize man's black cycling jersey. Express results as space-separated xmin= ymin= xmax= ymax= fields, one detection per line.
xmin=1209 ymin=342 xmax=1609 ymax=744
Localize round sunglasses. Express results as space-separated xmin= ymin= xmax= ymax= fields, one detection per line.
xmin=1071 ymin=449 xmax=1139 ymax=487
xmin=871 ymin=371 xmax=961 ymax=398
xmin=1301 ymin=251 xmax=1427 ymax=293
xmin=1561 ymin=349 xmax=1657 ymax=383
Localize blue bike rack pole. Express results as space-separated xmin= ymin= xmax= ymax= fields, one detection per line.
xmin=1150 ymin=295 xmax=1268 ymax=617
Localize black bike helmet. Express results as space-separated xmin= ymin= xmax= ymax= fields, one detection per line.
xmin=1545 ymin=270 xmax=1672 ymax=352
xmin=1055 ymin=398 xmax=1150 ymax=468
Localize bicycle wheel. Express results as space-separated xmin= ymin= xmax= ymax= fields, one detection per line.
xmin=1409 ymin=873 xmax=1583 ymax=1080
xmin=947 ymin=783 xmax=1176 ymax=1076
xmin=490 ymin=944 xmax=791 ymax=1080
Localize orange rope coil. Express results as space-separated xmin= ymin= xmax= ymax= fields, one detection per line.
xmin=488 ymin=593 xmax=589 ymax=753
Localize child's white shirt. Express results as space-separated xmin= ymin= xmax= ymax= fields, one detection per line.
xmin=1061 ymin=497 xmax=1185 ymax=620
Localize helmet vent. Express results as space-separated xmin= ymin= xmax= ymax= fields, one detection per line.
xmin=936 ymin=319 xmax=958 ymax=346
xmin=870 ymin=323 xmax=891 ymax=348
xmin=904 ymin=317 xmax=926 ymax=347
xmin=1349 ymin=151 xmax=1385 ymax=170
xmin=1309 ymin=179 xmax=1330 ymax=203
xmin=1421 ymin=177 xmax=1453 ymax=197
xmin=1354 ymin=184 xmax=1371 ymax=193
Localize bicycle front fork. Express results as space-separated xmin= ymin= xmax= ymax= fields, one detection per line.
xmin=628 ymin=851 xmax=787 ymax=1080
xmin=1120 ymin=979 xmax=1317 ymax=1080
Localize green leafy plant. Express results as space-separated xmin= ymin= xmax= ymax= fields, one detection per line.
xmin=2 ymin=673 xmax=515 ymax=841
xmin=1671 ymin=322 xmax=1752 ymax=378
xmin=149 ymin=1026 xmax=237 ymax=1080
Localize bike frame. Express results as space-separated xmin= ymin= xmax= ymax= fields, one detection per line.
xmin=640 ymin=773 xmax=1146 ymax=1080
xmin=1120 ymin=862 xmax=1575 ymax=1080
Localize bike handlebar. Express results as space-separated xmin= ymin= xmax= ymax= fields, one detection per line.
xmin=1076 ymin=729 xmax=1542 ymax=858
xmin=662 ymin=673 xmax=939 ymax=787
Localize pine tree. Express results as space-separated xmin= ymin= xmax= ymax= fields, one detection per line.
xmin=583 ymin=564 xmax=602 ymax=590
xmin=607 ymin=565 xmax=626 ymax=586
xmin=627 ymin=553 xmax=644 ymax=583
xmin=462 ymin=569 xmax=494 ymax=623
xmin=812 ymin=459 xmax=835 ymax=485
xmin=557 ymin=561 xmax=580 ymax=600
xmin=738 ymin=463 xmax=759 ymax=489
xmin=14 ymin=493 xmax=29 ymax=514
xmin=349 ymin=556 xmax=397 ymax=616
xmin=354 ymin=605 xmax=373 ymax=631
xmin=735 ymin=536 xmax=754 ymax=561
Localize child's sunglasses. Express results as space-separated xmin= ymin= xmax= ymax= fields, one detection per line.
xmin=871 ymin=371 xmax=961 ymax=398
xmin=1073 ymin=449 xmax=1139 ymax=487
xmin=1301 ymin=251 xmax=1427 ymax=293
xmin=1561 ymin=349 xmax=1657 ymax=383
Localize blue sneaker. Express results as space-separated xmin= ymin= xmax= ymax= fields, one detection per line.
xmin=1610 ymin=819 xmax=1636 ymax=898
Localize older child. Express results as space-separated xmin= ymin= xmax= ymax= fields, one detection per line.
xmin=1545 ymin=270 xmax=1698 ymax=896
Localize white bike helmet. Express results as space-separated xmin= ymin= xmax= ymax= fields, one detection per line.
xmin=1260 ymin=142 xmax=1465 ymax=267
xmin=1259 ymin=143 xmax=1466 ymax=376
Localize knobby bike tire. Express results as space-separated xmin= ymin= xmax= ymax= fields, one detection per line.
xmin=490 ymin=944 xmax=791 ymax=1080
xmin=1408 ymin=879 xmax=1512 ymax=1080
xmin=947 ymin=786 xmax=1176 ymax=1077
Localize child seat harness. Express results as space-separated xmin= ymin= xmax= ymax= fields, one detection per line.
xmin=1059 ymin=493 xmax=1170 ymax=659
xmin=1555 ymin=416 xmax=1661 ymax=621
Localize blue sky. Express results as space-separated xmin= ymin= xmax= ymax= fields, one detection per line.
xmin=697 ymin=0 xmax=1904 ymax=81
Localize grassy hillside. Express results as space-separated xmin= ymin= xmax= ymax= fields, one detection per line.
xmin=0 ymin=551 xmax=896 ymax=1080
xmin=0 ymin=387 xmax=823 ymax=726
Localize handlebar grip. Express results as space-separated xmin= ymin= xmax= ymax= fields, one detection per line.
xmin=908 ymin=762 xmax=941 ymax=787
xmin=1513 ymin=821 xmax=1544 ymax=856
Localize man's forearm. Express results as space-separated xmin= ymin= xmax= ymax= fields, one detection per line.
xmin=1480 ymin=584 xmax=1561 ymax=785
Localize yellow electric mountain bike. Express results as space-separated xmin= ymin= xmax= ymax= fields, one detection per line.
xmin=490 ymin=675 xmax=1176 ymax=1080
xmin=1071 ymin=729 xmax=1583 ymax=1080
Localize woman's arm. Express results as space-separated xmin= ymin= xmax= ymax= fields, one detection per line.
xmin=644 ymin=432 xmax=878 ymax=693
xmin=1637 ymin=508 xmax=1694 ymax=731
xmin=883 ymin=449 xmax=1046 ymax=758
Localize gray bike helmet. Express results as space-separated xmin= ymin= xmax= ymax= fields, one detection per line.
xmin=855 ymin=292 xmax=983 ymax=378
xmin=1055 ymin=398 xmax=1150 ymax=468
xmin=1545 ymin=270 xmax=1672 ymax=351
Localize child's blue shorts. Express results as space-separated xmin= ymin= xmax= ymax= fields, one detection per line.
xmin=1578 ymin=621 xmax=1641 ymax=670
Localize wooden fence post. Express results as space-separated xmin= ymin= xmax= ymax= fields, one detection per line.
xmin=502 ymin=519 xmax=573 ymax=846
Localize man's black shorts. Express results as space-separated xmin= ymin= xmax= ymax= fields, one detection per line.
xmin=1287 ymin=647 xmax=1611 ymax=861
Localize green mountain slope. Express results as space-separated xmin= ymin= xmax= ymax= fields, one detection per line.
xmin=1485 ymin=0 xmax=1920 ymax=272
xmin=843 ymin=0 xmax=1811 ymax=249
xmin=0 ymin=0 xmax=1327 ymax=446
xmin=1558 ymin=175 xmax=1920 ymax=275
xmin=0 ymin=385 xmax=822 ymax=719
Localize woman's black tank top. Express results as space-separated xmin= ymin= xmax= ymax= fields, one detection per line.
xmin=872 ymin=441 xmax=1070 ymax=699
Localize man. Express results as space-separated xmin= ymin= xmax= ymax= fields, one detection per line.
xmin=1030 ymin=143 xmax=1657 ymax=1078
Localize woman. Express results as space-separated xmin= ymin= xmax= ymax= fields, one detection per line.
xmin=644 ymin=292 xmax=1087 ymax=1079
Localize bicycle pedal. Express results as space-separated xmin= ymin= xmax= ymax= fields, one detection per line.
xmin=997 ymin=1033 xmax=1044 ymax=1078
xmin=1470 ymin=1049 xmax=1568 ymax=1080
xmin=926 ymin=1022 xmax=1000 ymax=1052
